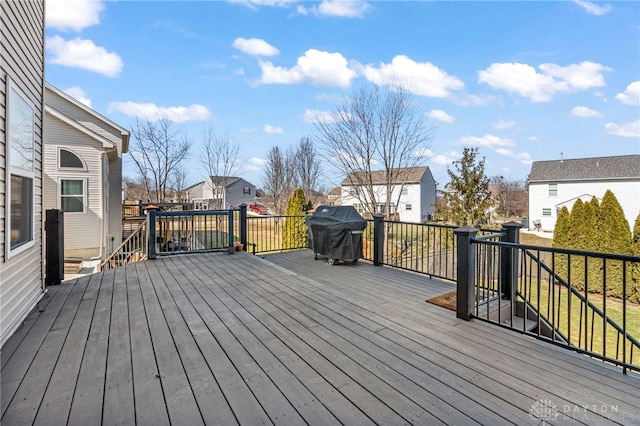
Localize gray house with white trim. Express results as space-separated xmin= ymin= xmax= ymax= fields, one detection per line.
xmin=528 ymin=155 xmax=640 ymax=232
xmin=43 ymin=83 xmax=130 ymax=260
xmin=186 ymin=176 xmax=257 ymax=209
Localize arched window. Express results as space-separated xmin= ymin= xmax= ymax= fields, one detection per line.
xmin=59 ymin=148 xmax=85 ymax=169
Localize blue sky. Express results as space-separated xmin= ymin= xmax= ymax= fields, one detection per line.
xmin=45 ymin=0 xmax=640 ymax=190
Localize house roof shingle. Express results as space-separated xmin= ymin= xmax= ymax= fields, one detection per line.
xmin=528 ymin=155 xmax=640 ymax=183
xmin=341 ymin=166 xmax=430 ymax=186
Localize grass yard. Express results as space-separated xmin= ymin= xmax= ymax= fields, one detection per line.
xmin=520 ymin=274 xmax=640 ymax=367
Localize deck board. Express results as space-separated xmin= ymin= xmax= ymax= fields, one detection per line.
xmin=2 ymin=250 xmax=639 ymax=425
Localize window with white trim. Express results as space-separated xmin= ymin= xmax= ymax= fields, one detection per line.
xmin=542 ymin=208 xmax=552 ymax=216
xmin=406 ymin=203 xmax=413 ymax=211
xmin=7 ymin=80 xmax=35 ymax=256
xmin=548 ymin=183 xmax=558 ymax=197
xmin=59 ymin=148 xmax=85 ymax=169
xmin=60 ymin=179 xmax=86 ymax=213
xmin=243 ymin=187 xmax=251 ymax=195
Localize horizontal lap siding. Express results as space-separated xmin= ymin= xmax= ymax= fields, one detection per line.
xmin=43 ymin=114 xmax=102 ymax=254
xmin=0 ymin=0 xmax=45 ymax=346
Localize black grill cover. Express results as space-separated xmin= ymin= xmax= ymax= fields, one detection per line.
xmin=306 ymin=205 xmax=367 ymax=261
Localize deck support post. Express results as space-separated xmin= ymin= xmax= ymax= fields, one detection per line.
xmin=500 ymin=221 xmax=523 ymax=301
xmin=227 ymin=209 xmax=235 ymax=254
xmin=454 ymin=226 xmax=478 ymax=320
xmin=239 ymin=204 xmax=247 ymax=251
xmin=373 ymin=214 xmax=384 ymax=266
xmin=147 ymin=207 xmax=157 ymax=259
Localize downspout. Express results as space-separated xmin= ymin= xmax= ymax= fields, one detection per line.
xmin=90 ymin=152 xmax=106 ymax=260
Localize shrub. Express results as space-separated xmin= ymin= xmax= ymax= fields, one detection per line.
xmin=282 ymin=189 xmax=309 ymax=249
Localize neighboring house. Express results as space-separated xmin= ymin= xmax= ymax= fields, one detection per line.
xmin=1 ymin=0 xmax=45 ymax=346
xmin=341 ymin=166 xmax=437 ymax=223
xmin=186 ymin=176 xmax=257 ymax=209
xmin=326 ymin=187 xmax=342 ymax=206
xmin=43 ymin=83 xmax=130 ymax=259
xmin=528 ymin=155 xmax=640 ymax=232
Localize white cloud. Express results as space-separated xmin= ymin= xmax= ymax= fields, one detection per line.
xmin=528 ymin=136 xmax=539 ymax=141
xmin=572 ymin=0 xmax=612 ymax=16
xmin=616 ymin=81 xmax=640 ymax=106
xmin=244 ymin=156 xmax=267 ymax=172
xmin=264 ymin=124 xmax=284 ymax=134
xmin=571 ymin=106 xmax=602 ymax=117
xmin=316 ymin=0 xmax=370 ymax=17
xmin=456 ymin=134 xmax=515 ymax=149
xmin=426 ymin=110 xmax=454 ymax=124
xmin=303 ymin=109 xmax=338 ymax=124
xmin=232 ymin=38 xmax=279 ymax=57
xmin=604 ymin=119 xmax=640 ymax=138
xmin=46 ymin=0 xmax=104 ymax=31
xmin=362 ymin=55 xmax=464 ymax=98
xmin=492 ymin=119 xmax=516 ymax=129
xmin=229 ymin=0 xmax=297 ymax=9
xmin=494 ymin=148 xmax=533 ymax=165
xmin=478 ymin=61 xmax=611 ymax=102
xmin=260 ymin=49 xmax=356 ymax=87
xmin=46 ymin=35 xmax=123 ymax=77
xmin=430 ymin=151 xmax=462 ymax=166
xmin=108 ymin=101 xmax=212 ymax=123
xmin=63 ymin=86 xmax=92 ymax=107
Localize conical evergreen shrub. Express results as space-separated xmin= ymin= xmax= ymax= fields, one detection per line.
xmin=553 ymin=206 xmax=571 ymax=281
xmin=596 ymin=190 xmax=632 ymax=297
xmin=282 ymin=189 xmax=309 ymax=250
xmin=631 ymin=213 xmax=640 ymax=303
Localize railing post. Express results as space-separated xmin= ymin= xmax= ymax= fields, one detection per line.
xmin=239 ymin=204 xmax=247 ymax=251
xmin=147 ymin=207 xmax=157 ymax=259
xmin=454 ymin=226 xmax=478 ymax=320
xmin=373 ymin=214 xmax=384 ymax=266
xmin=500 ymin=221 xmax=523 ymax=300
xmin=227 ymin=209 xmax=235 ymax=254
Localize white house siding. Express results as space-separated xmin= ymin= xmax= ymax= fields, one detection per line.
xmin=0 ymin=0 xmax=45 ymax=346
xmin=43 ymin=113 xmax=103 ymax=258
xmin=529 ymin=180 xmax=640 ymax=232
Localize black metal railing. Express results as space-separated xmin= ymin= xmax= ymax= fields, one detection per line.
xmin=147 ymin=208 xmax=236 ymax=258
xmin=246 ymin=214 xmax=308 ymax=254
xmin=455 ymin=222 xmax=640 ymax=373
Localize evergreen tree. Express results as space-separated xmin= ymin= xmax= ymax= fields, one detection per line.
xmin=596 ymin=190 xmax=632 ymax=297
xmin=282 ymin=189 xmax=309 ymax=249
xmin=553 ymin=206 xmax=571 ymax=280
xmin=440 ymin=147 xmax=493 ymax=226
xmin=566 ymin=200 xmax=587 ymax=289
xmin=631 ymin=214 xmax=640 ymax=303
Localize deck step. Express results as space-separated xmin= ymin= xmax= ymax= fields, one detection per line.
xmin=502 ymin=316 xmax=537 ymax=332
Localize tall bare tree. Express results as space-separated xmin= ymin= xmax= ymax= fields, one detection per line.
xmin=490 ymin=175 xmax=528 ymax=217
xmin=295 ymin=137 xmax=321 ymax=203
xmin=312 ymin=83 xmax=434 ymax=216
xmin=262 ymin=146 xmax=288 ymax=215
xmin=129 ymin=118 xmax=192 ymax=202
xmin=199 ymin=126 xmax=241 ymax=208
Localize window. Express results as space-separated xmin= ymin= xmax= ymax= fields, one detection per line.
xmin=60 ymin=179 xmax=86 ymax=213
xmin=542 ymin=208 xmax=552 ymax=216
xmin=406 ymin=203 xmax=413 ymax=211
xmin=7 ymin=80 xmax=35 ymax=256
xmin=401 ymin=187 xmax=408 ymax=196
xmin=243 ymin=187 xmax=251 ymax=195
xmin=59 ymin=148 xmax=85 ymax=169
xmin=548 ymin=183 xmax=558 ymax=197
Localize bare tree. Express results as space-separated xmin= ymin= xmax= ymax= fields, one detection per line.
xmin=262 ymin=146 xmax=288 ymax=215
xmin=295 ymin=137 xmax=321 ymax=203
xmin=312 ymin=83 xmax=433 ymax=217
xmin=128 ymin=118 xmax=192 ymax=202
xmin=169 ymin=166 xmax=189 ymax=202
xmin=490 ymin=175 xmax=528 ymax=218
xmin=199 ymin=126 xmax=241 ymax=209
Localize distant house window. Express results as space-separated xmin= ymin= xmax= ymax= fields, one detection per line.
xmin=59 ymin=148 xmax=85 ymax=169
xmin=354 ymin=203 xmax=364 ymax=214
xmin=406 ymin=203 xmax=413 ymax=211
xmin=60 ymin=179 xmax=86 ymax=213
xmin=548 ymin=183 xmax=558 ymax=197
xmin=401 ymin=187 xmax=408 ymax=196
xmin=7 ymin=80 xmax=35 ymax=256
xmin=542 ymin=208 xmax=552 ymax=216
xmin=243 ymin=187 xmax=251 ymax=195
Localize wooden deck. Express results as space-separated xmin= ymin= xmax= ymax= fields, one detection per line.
xmin=2 ymin=250 xmax=639 ymax=425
